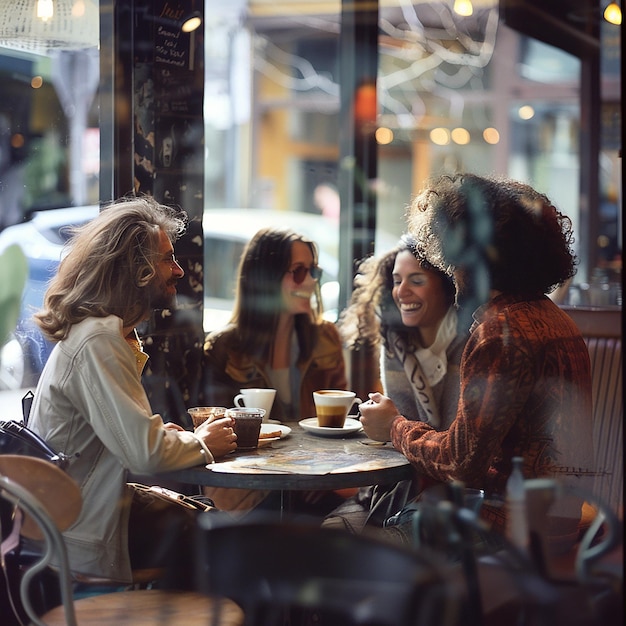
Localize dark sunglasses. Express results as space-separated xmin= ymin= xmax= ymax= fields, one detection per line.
xmin=287 ymin=265 xmax=323 ymax=284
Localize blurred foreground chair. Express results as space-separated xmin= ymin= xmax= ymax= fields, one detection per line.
xmin=195 ymin=513 xmax=462 ymax=626
xmin=0 ymin=455 xmax=244 ymax=626
xmin=398 ymin=480 xmax=623 ymax=626
xmin=524 ymin=478 xmax=623 ymax=625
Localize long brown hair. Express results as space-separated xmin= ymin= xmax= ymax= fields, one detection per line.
xmin=229 ymin=227 xmax=324 ymax=363
xmin=34 ymin=195 xmax=187 ymax=341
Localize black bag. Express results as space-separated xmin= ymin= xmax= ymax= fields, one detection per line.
xmin=0 ymin=390 xmax=70 ymax=469
xmin=323 ymin=480 xmax=414 ymax=534
xmin=0 ymin=419 xmax=70 ymax=469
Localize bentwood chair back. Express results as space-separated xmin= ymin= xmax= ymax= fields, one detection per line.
xmin=195 ymin=513 xmax=461 ymax=626
xmin=0 ymin=455 xmax=244 ymax=626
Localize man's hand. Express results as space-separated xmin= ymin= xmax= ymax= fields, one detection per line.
xmin=196 ymin=416 xmax=237 ymax=458
xmin=359 ymin=392 xmax=399 ymax=442
xmin=163 ymin=422 xmax=185 ymax=432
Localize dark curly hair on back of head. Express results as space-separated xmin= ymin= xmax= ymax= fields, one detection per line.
xmin=407 ymin=173 xmax=577 ymax=296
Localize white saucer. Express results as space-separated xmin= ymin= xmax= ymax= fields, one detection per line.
xmin=259 ymin=424 xmax=291 ymax=439
xmin=299 ymin=417 xmax=363 ymax=437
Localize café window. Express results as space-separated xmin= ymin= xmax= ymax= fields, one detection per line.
xmin=0 ymin=1 xmax=621 ymax=397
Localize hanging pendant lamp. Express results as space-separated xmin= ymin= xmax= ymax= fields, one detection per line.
xmin=603 ymin=2 xmax=622 ymax=25
xmin=0 ymin=0 xmax=98 ymax=54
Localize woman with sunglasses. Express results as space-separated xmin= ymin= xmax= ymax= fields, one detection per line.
xmin=202 ymin=226 xmax=347 ymax=420
xmin=201 ymin=226 xmax=348 ymax=516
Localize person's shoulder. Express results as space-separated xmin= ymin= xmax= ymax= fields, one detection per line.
xmin=69 ymin=315 xmax=123 ymax=339
xmin=61 ymin=316 xmax=125 ymax=357
xmin=203 ymin=323 xmax=237 ymax=352
xmin=492 ymin=294 xmax=565 ymax=324
xmin=317 ymin=319 xmax=342 ymax=340
xmin=313 ymin=321 xmax=345 ymax=355
xmin=476 ymin=294 xmax=534 ymax=323
xmin=474 ymin=295 xmax=583 ymax=343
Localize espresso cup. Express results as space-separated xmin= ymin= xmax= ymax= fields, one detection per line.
xmin=313 ymin=390 xmax=362 ymax=428
xmin=187 ymin=406 xmax=227 ymax=429
xmin=226 ymin=407 xmax=265 ymax=450
xmin=234 ymin=388 xmax=277 ymax=422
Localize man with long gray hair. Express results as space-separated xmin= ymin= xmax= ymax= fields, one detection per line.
xmin=28 ymin=195 xmax=237 ymax=585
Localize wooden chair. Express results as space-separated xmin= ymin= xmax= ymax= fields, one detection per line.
xmin=194 ymin=512 xmax=462 ymax=626
xmin=0 ymin=455 xmax=244 ymax=626
xmin=560 ymin=305 xmax=623 ymax=516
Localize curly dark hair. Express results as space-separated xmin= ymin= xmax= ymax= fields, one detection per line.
xmin=407 ymin=173 xmax=577 ymax=296
xmin=338 ymin=234 xmax=456 ymax=351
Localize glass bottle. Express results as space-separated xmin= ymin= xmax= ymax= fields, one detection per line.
xmin=505 ymin=456 xmax=529 ymax=552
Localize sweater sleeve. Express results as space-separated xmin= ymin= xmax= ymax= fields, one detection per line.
xmin=390 ymin=324 xmax=535 ymax=486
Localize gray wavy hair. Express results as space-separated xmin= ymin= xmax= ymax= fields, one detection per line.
xmin=34 ymin=195 xmax=187 ymax=341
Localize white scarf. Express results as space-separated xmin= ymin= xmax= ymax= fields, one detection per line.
xmin=387 ymin=307 xmax=457 ymax=428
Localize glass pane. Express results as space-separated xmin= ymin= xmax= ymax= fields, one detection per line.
xmin=0 ymin=1 xmax=620 ymax=406
xmin=203 ymin=1 xmax=346 ymax=330
xmin=0 ymin=1 xmax=100 ymax=399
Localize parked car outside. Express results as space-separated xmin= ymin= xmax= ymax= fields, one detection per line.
xmin=203 ymin=208 xmax=344 ymax=331
xmin=0 ymin=205 xmax=397 ymax=390
xmin=0 ymin=205 xmax=396 ymax=389
xmin=0 ymin=205 xmax=99 ymax=389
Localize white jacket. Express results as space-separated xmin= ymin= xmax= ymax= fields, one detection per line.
xmin=29 ymin=315 xmax=212 ymax=582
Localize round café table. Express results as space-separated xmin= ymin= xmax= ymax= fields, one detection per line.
xmin=155 ymin=422 xmax=413 ymax=492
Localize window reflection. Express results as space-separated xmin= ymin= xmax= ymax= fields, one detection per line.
xmin=0 ymin=1 xmax=621 ymax=399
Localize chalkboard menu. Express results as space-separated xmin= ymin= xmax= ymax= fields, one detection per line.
xmin=133 ymin=0 xmax=203 ymax=206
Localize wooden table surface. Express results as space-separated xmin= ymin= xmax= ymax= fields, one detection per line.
xmin=156 ymin=422 xmax=413 ymax=491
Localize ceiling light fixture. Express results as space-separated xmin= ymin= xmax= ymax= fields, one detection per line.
xmin=0 ymin=0 xmax=98 ymax=53
xmin=37 ymin=0 xmax=54 ymax=21
xmin=603 ymin=2 xmax=622 ymax=25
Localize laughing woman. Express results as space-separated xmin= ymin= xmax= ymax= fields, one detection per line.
xmin=323 ymin=234 xmax=468 ymax=532
xmin=201 ymin=226 xmax=348 ymax=516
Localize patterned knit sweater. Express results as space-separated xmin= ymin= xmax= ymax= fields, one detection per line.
xmin=391 ymin=294 xmax=595 ymax=504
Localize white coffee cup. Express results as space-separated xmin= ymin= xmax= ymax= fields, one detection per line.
xmin=234 ymin=388 xmax=277 ymax=422
xmin=313 ymin=390 xmax=362 ymax=428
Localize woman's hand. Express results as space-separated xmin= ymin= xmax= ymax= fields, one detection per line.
xmin=359 ymin=392 xmax=399 ymax=442
xmin=195 ymin=416 xmax=238 ymax=458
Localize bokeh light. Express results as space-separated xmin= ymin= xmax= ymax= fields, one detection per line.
xmin=430 ymin=127 xmax=450 ymax=145
xmin=451 ymin=127 xmax=470 ymax=145
xmin=375 ymin=127 xmax=393 ymax=144
xmin=518 ymin=105 xmax=535 ymax=120
xmin=483 ymin=127 xmax=500 ymax=144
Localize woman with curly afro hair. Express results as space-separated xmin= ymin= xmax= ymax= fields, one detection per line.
xmin=359 ymin=173 xmax=594 ymax=540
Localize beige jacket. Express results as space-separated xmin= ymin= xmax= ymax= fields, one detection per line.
xmin=29 ymin=315 xmax=211 ymax=582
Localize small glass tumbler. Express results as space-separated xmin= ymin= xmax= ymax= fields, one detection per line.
xmin=226 ymin=407 xmax=265 ymax=450
xmin=188 ymin=406 xmax=227 ymax=429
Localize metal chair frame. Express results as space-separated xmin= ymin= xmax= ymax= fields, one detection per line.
xmin=1 ymin=458 xmax=244 ymax=626
xmin=1 ymin=475 xmax=78 ymax=625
